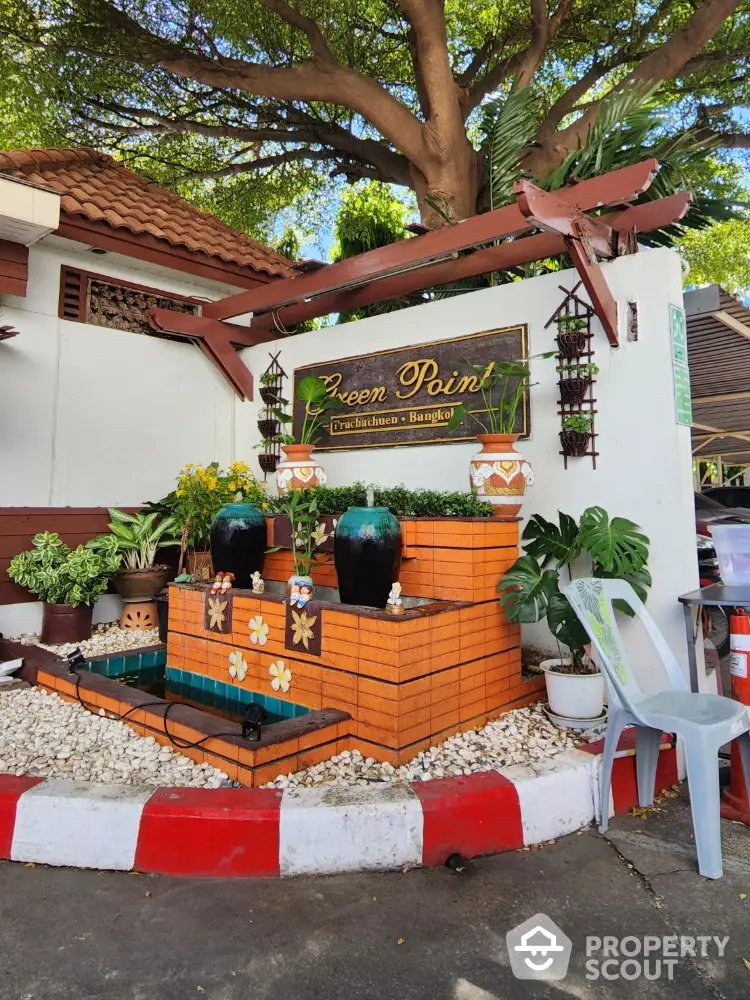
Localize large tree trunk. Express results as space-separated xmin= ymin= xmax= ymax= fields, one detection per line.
xmin=411 ymin=126 xmax=482 ymax=226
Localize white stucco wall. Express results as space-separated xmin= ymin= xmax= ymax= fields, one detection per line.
xmin=240 ymin=249 xmax=701 ymax=687
xmin=0 ymin=236 xmax=255 ymax=631
xmin=0 ymin=237 xmax=252 ymax=507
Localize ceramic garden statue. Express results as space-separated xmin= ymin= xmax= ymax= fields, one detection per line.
xmin=386 ymin=582 xmax=404 ymax=615
xmin=251 ymin=571 xmax=265 ymax=594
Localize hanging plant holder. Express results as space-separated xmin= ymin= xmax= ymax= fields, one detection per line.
xmin=557 ymin=330 xmax=589 ymax=359
xmin=257 ymin=418 xmax=280 ymax=439
xmin=559 ymin=377 xmax=591 ymax=407
xmin=560 ymin=430 xmax=592 ymax=457
xmin=259 ymin=386 xmax=281 ymax=406
xmin=546 ymin=282 xmax=599 ymax=470
xmin=256 ymin=352 xmax=287 ymax=480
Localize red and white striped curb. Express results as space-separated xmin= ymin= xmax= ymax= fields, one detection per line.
xmin=0 ymin=742 xmax=677 ymax=878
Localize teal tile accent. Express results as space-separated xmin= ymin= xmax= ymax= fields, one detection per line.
xmin=110 ymin=656 xmax=126 ymax=675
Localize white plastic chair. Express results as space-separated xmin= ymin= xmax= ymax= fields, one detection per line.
xmin=564 ymin=577 xmax=750 ymax=879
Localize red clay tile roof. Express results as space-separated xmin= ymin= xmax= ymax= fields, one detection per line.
xmin=0 ymin=147 xmax=292 ymax=278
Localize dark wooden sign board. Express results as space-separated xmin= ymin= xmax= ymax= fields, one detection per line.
xmin=292 ymin=325 xmax=529 ymax=451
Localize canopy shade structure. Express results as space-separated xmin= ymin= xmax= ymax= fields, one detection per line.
xmin=149 ymin=160 xmax=693 ymax=400
xmin=687 ymin=286 xmax=750 ymax=465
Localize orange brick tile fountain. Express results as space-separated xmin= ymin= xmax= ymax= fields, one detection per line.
xmin=164 ymin=516 xmax=543 ymax=785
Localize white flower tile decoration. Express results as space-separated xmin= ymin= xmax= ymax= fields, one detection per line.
xmin=269 ymin=659 xmax=292 ymax=694
xmin=228 ymin=651 xmax=248 ymax=682
xmin=248 ymin=614 xmax=269 ymax=646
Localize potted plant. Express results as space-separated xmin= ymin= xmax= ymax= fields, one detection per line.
xmin=171 ymin=461 xmax=269 ymax=577
xmin=560 ymin=412 xmax=594 ymax=457
xmin=269 ymin=487 xmax=332 ymax=602
xmin=259 ymin=370 xmax=282 ymax=406
xmin=273 ymin=376 xmax=343 ymax=493
xmin=257 ymin=412 xmax=280 ymax=439
xmin=446 ymin=354 xmax=553 ymax=516
xmin=498 ymin=506 xmax=650 ymax=723
xmin=556 ymin=314 xmax=590 ymax=358
xmin=105 ymin=509 xmax=180 ymax=601
xmin=8 ymin=531 xmax=121 ymax=643
xmin=558 ymin=362 xmax=599 ymax=406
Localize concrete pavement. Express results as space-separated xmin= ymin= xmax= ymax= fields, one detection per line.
xmin=0 ymin=786 xmax=747 ymax=1000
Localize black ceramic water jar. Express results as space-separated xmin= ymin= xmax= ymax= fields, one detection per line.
xmin=334 ymin=506 xmax=402 ymax=608
xmin=210 ymin=503 xmax=267 ymax=589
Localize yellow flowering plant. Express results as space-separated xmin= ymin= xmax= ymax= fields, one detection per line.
xmin=172 ymin=461 xmax=269 ymax=549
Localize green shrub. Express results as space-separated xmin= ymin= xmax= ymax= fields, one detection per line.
xmin=271 ymin=483 xmax=494 ymax=518
xmin=8 ymin=532 xmax=121 ymax=607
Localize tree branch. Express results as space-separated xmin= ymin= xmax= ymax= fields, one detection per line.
xmin=553 ymin=0 xmax=745 ymax=152
xmin=395 ymin=0 xmax=464 ymax=131
xmin=255 ymin=0 xmax=335 ymax=64
xmin=77 ymin=0 xmax=428 ymax=172
xmin=180 ymin=147 xmax=332 ymax=180
xmin=465 ymin=0 xmax=572 ymax=115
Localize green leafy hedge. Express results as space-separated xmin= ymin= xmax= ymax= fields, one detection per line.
xmin=8 ymin=532 xmax=121 ymax=607
xmin=272 ymin=483 xmax=494 ymax=518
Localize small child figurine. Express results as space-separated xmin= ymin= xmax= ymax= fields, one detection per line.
xmin=386 ymin=582 xmax=404 ymax=615
xmin=297 ymin=582 xmax=313 ymax=609
xmin=220 ymin=572 xmax=235 ymax=594
xmin=210 ymin=572 xmax=225 ymax=595
xmin=289 ymin=581 xmax=301 ymax=607
xmin=251 ymin=571 xmax=265 ymax=595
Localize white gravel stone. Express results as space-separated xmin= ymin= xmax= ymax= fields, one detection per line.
xmin=261 ymin=704 xmax=599 ymax=790
xmin=13 ymin=622 xmax=161 ymax=659
xmin=0 ymin=687 xmax=229 ymax=788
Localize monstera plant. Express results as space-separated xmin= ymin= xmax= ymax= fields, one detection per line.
xmin=498 ymin=507 xmax=650 ymax=722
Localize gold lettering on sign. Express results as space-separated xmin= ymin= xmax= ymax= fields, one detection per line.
xmin=396 ymin=359 xmax=496 ymax=399
xmin=322 ymin=371 xmax=387 ymax=406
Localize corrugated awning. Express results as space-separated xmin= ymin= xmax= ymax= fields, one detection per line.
xmin=686 ymin=285 xmax=750 ymax=463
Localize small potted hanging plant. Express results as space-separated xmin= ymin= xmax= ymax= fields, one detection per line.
xmin=560 ymin=412 xmax=594 ymax=457
xmin=8 ymin=531 xmax=121 ymax=643
xmin=259 ymin=370 xmax=282 ymax=406
xmin=499 ymin=506 xmax=650 ymax=725
xmin=558 ymin=362 xmax=599 ymax=407
xmin=273 ymin=376 xmax=343 ymax=493
xmin=257 ymin=412 xmax=280 ymax=440
xmin=556 ymin=314 xmax=589 ymax=358
xmin=447 ymin=354 xmax=553 ymax=516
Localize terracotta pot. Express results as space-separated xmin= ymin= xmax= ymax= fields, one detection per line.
xmin=469 ymin=433 xmax=533 ymax=517
xmin=187 ymin=550 xmax=213 ymax=580
xmin=276 ymin=444 xmax=326 ymax=493
xmin=114 ymin=565 xmax=170 ymax=601
xmin=560 ymin=429 xmax=591 ymax=457
xmin=40 ymin=603 xmax=93 ymax=644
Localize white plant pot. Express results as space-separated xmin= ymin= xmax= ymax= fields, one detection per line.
xmin=540 ymin=658 xmax=604 ymax=720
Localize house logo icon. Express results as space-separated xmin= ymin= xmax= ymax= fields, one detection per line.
xmin=506 ymin=913 xmax=573 ymax=980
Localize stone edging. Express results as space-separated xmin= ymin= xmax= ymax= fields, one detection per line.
xmin=0 ymin=736 xmax=677 ymax=877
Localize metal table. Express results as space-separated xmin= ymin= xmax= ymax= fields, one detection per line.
xmin=678 ymin=584 xmax=750 ymax=691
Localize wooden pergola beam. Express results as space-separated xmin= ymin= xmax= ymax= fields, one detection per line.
xmin=249 ymin=193 xmax=692 ymax=334
xmin=203 ymin=160 xmax=660 ymax=322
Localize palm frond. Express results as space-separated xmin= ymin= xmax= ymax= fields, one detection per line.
xmin=482 ymin=87 xmax=540 ymax=211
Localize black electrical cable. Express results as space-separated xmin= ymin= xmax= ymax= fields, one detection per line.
xmin=67 ymin=665 xmax=266 ymax=752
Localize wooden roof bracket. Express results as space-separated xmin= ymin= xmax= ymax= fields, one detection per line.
xmin=145 ymin=309 xmax=280 ymax=401
xmin=514 ymin=180 xmax=624 ymax=347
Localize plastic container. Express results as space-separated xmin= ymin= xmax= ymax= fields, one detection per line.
xmin=708 ymin=523 xmax=750 ymax=585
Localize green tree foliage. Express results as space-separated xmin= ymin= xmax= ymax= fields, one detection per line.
xmin=331 ymin=184 xmax=409 ymax=261
xmin=0 ymin=0 xmax=747 ymax=230
xmin=678 ymin=218 xmax=750 ymax=294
